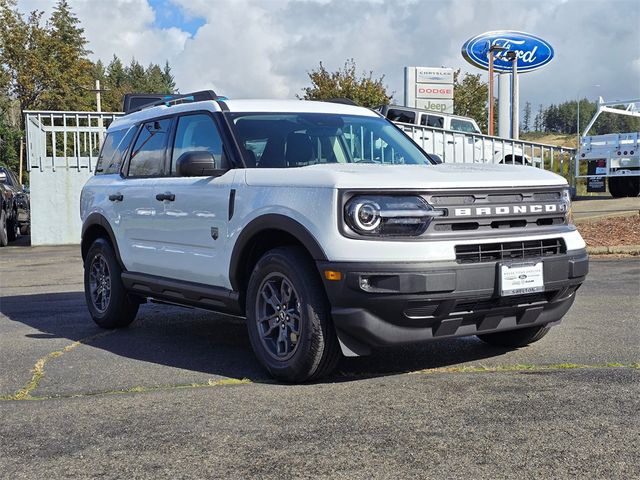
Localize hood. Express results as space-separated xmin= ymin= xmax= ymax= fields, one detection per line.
xmin=244 ymin=163 xmax=568 ymax=190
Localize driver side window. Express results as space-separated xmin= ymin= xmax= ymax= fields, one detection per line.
xmin=171 ymin=114 xmax=223 ymax=175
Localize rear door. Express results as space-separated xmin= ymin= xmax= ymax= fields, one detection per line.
xmin=152 ymin=112 xmax=236 ymax=287
xmin=116 ymin=118 xmax=172 ymax=274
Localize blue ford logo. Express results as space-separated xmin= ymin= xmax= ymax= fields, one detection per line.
xmin=462 ymin=30 xmax=554 ymax=73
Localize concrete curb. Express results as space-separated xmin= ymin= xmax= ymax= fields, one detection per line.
xmin=587 ymin=245 xmax=640 ymax=255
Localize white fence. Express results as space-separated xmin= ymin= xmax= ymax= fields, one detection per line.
xmin=25 ymin=111 xmax=122 ymax=245
xmin=394 ymin=122 xmax=577 ymax=181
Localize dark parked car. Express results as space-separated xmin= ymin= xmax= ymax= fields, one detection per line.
xmin=0 ymin=166 xmax=30 ymax=246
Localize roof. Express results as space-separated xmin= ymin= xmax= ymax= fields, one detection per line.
xmin=108 ymin=99 xmax=379 ymax=132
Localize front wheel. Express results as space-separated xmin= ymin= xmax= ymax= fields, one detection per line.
xmin=0 ymin=209 xmax=8 ymax=246
xmin=84 ymin=238 xmax=139 ymax=328
xmin=477 ymin=324 xmax=551 ymax=348
xmin=246 ymin=247 xmax=341 ymax=382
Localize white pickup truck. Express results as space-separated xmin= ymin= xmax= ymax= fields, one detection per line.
xmin=80 ymin=92 xmax=588 ymax=382
xmin=377 ymin=104 xmax=532 ymax=165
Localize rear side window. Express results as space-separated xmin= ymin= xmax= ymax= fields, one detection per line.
xmin=127 ymin=119 xmax=171 ymax=177
xmin=171 ymin=114 xmax=223 ymax=175
xmin=421 ymin=115 xmax=444 ymax=128
xmin=96 ymin=127 xmax=136 ymax=174
xmin=450 ymin=119 xmax=479 ymax=133
xmin=386 ymin=108 xmax=416 ymax=124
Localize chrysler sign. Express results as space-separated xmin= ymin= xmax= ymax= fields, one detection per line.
xmin=461 ymin=30 xmax=554 ymax=73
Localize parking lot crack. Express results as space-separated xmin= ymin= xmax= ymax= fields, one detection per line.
xmin=0 ymin=331 xmax=115 ymax=401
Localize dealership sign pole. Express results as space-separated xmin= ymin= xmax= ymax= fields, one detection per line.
xmin=462 ymin=31 xmax=554 ymax=138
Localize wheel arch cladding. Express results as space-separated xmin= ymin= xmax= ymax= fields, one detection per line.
xmin=81 ymin=213 xmax=123 ymax=267
xmin=229 ymin=214 xmax=328 ymax=301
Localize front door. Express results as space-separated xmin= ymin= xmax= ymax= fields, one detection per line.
xmin=152 ymin=113 xmax=235 ymax=287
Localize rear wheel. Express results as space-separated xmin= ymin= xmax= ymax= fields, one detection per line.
xmin=477 ymin=324 xmax=551 ymax=348
xmin=622 ymin=175 xmax=639 ymax=197
xmin=84 ymin=237 xmax=139 ymax=328
xmin=246 ymin=246 xmax=341 ymax=382
xmin=609 ymin=177 xmax=627 ymax=198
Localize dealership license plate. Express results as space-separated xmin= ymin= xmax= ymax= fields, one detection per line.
xmin=500 ymin=262 xmax=544 ymax=296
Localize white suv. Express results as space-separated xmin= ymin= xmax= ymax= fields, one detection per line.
xmin=80 ymin=92 xmax=588 ymax=382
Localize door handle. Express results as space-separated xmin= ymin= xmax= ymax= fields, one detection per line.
xmin=155 ymin=193 xmax=175 ymax=202
xmin=108 ymin=194 xmax=123 ymax=202
xmin=447 ymin=141 xmax=455 ymax=144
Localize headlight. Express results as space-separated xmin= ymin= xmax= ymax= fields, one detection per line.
xmin=562 ymin=188 xmax=574 ymax=225
xmin=344 ymin=195 xmax=442 ymax=237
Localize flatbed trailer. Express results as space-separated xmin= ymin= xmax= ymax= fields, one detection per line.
xmin=575 ymin=98 xmax=640 ymax=197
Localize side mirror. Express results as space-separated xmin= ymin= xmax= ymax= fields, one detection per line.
xmin=176 ymin=151 xmax=226 ymax=177
xmin=429 ymin=154 xmax=443 ymax=164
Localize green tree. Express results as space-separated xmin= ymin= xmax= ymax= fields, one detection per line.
xmin=453 ymin=69 xmax=489 ymax=132
xmin=161 ymin=60 xmax=176 ymax=93
xmin=299 ymin=59 xmax=392 ymax=107
xmin=0 ymin=2 xmax=51 ymax=114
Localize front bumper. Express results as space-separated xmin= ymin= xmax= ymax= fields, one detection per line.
xmin=317 ymin=249 xmax=588 ymax=356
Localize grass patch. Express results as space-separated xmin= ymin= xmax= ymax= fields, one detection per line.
xmin=410 ymin=362 xmax=639 ymax=375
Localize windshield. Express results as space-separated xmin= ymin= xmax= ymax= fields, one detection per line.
xmin=230 ymin=113 xmax=433 ymax=168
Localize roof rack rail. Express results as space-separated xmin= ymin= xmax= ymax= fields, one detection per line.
xmin=323 ymin=97 xmax=359 ymax=106
xmin=122 ymin=90 xmax=219 ymax=114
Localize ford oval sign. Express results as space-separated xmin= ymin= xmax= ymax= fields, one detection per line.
xmin=461 ymin=31 xmax=554 ymax=73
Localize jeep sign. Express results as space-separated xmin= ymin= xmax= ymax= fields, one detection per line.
xmin=461 ymin=30 xmax=554 ymax=73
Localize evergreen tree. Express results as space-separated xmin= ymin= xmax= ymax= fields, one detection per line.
xmin=522 ymin=101 xmax=531 ymax=133
xmin=161 ymin=61 xmax=176 ymax=93
xmin=40 ymin=0 xmax=93 ymax=110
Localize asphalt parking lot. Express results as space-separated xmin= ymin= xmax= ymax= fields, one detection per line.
xmin=1 ymin=246 xmax=638 ymax=479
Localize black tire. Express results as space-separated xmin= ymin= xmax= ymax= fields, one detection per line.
xmin=84 ymin=237 xmax=139 ymax=328
xmin=19 ymin=224 xmax=30 ymax=236
xmin=622 ymin=175 xmax=639 ymax=197
xmin=609 ymin=177 xmax=626 ymax=198
xmin=246 ymin=246 xmax=341 ymax=382
xmin=477 ymin=324 xmax=551 ymax=348
xmin=0 ymin=209 xmax=8 ymax=247
xmin=7 ymin=213 xmax=17 ymax=242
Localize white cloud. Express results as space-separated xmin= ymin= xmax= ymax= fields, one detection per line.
xmin=16 ymin=0 xmax=640 ymax=108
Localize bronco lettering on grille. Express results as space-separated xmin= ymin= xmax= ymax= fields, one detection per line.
xmin=452 ymin=204 xmax=564 ymax=216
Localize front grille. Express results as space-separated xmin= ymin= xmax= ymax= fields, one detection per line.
xmin=423 ymin=188 xmax=568 ymax=237
xmin=455 ymin=238 xmax=566 ymax=264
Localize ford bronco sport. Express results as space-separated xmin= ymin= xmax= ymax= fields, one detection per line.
xmin=80 ymin=91 xmax=588 ymax=382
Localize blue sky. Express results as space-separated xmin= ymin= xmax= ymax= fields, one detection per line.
xmin=147 ymin=0 xmax=205 ymax=35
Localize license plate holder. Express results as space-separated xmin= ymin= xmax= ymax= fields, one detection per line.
xmin=499 ymin=261 xmax=544 ymax=297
